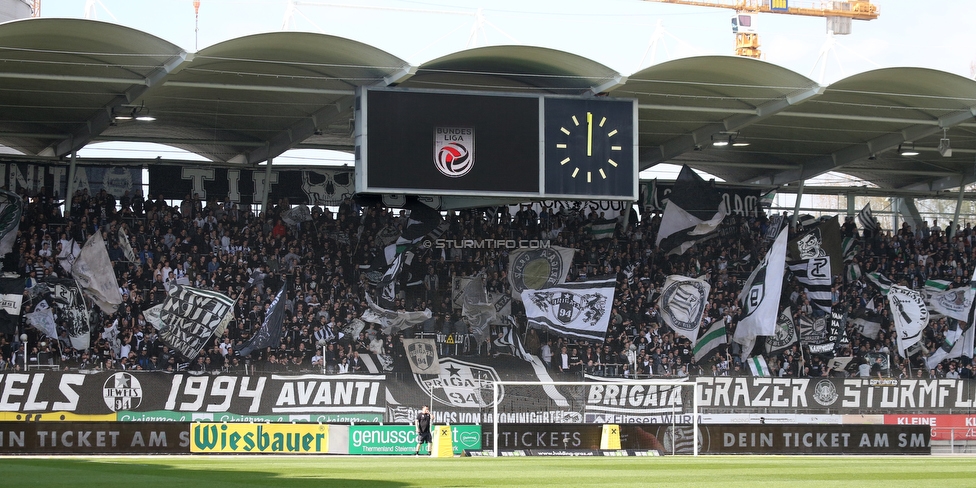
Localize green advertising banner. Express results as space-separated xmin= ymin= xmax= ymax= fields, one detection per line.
xmin=348 ymin=425 xmax=482 ymax=455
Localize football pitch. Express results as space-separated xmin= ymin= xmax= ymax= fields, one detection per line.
xmin=3 ymin=455 xmax=974 ymax=487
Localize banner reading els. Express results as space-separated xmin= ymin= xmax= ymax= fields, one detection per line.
xmin=0 ymin=372 xmax=385 ymax=418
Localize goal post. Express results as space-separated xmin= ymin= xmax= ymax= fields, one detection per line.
xmin=491 ymin=379 xmax=700 ymax=457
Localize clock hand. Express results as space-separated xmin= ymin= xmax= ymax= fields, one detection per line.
xmin=586 ymin=112 xmax=593 ymax=157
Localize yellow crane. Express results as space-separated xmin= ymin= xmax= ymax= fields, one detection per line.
xmin=648 ymin=0 xmax=879 ymax=58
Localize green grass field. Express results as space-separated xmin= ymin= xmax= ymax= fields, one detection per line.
xmin=3 ymin=456 xmax=975 ymax=488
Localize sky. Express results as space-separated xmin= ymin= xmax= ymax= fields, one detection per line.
xmin=27 ymin=0 xmax=976 ymax=178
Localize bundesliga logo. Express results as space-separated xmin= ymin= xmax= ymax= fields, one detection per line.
xmin=434 ymin=127 xmax=474 ymax=177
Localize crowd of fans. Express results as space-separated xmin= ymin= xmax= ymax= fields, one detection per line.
xmin=1 ymin=185 xmax=973 ymax=382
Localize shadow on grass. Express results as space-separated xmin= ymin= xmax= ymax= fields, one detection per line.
xmin=3 ymin=457 xmax=413 ymax=488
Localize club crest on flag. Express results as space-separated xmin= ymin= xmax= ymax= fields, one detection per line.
xmin=743 ymin=265 xmax=767 ymax=313
xmin=509 ymin=247 xmax=572 ymax=297
xmin=414 ymin=357 xmax=501 ymax=408
xmin=769 ymin=308 xmax=797 ymax=350
xmin=102 ymin=371 xmax=143 ymax=411
xmin=433 ymin=127 xmax=474 ymax=178
xmin=661 ymin=279 xmax=707 ymax=332
xmin=408 ymin=341 xmax=435 ymax=370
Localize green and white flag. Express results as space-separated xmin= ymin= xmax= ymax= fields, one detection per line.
xmin=747 ymin=356 xmax=771 ymax=377
xmin=693 ymin=317 xmax=727 ymax=363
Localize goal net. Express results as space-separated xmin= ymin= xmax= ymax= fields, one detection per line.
xmin=489 ymin=379 xmax=700 ymax=457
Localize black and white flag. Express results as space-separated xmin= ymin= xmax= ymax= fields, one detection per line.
xmin=36 ymin=280 xmax=90 ymax=350
xmin=734 ymin=227 xmax=788 ymax=358
xmin=158 ymin=285 xmax=235 ymax=360
xmin=0 ymin=189 xmax=22 ymax=257
xmin=655 ymin=164 xmax=729 ymax=255
xmin=361 ymin=294 xmax=433 ymax=336
xmin=658 ymin=275 xmax=710 ymax=346
xmin=851 ymin=311 xmax=883 ymax=340
xmin=25 ymin=299 xmax=58 ymax=340
xmin=858 ymin=203 xmax=880 ymax=237
xmin=765 ymin=306 xmax=798 ymax=355
xmin=402 ymin=338 xmax=441 ymax=374
xmin=927 ymin=286 xmax=973 ymax=322
xmin=57 ymin=238 xmax=81 ymax=276
xmin=118 ymin=227 xmax=137 ymax=263
xmin=0 ymin=275 xmax=24 ymax=335
xmin=375 ymin=252 xmax=404 ymax=310
xmin=493 ymin=316 xmax=532 ymax=362
xmin=281 ymin=205 xmax=312 ymax=227
xmin=72 ymin=231 xmax=123 ymax=314
xmin=787 ymin=257 xmax=833 ymax=314
xmin=925 ymin=268 xmax=976 ymax=370
xmin=461 ymin=273 xmax=494 ymax=345
xmin=239 ymin=285 xmax=287 ymax=357
xmin=887 ymin=285 xmax=928 ymax=357
xmin=521 ymin=278 xmax=615 ymax=342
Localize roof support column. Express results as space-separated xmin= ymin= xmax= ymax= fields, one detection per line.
xmin=261 ymin=154 xmax=273 ymax=215
xmin=951 ymin=174 xmax=966 ymax=238
xmin=790 ymin=178 xmax=805 ymax=230
xmin=846 ymin=191 xmax=855 ymax=219
xmin=64 ymin=148 xmax=78 ymax=218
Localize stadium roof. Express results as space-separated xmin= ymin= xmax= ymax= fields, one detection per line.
xmin=3 ymin=18 xmax=976 ymax=196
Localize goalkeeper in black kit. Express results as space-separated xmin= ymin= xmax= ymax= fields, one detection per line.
xmin=415 ymin=405 xmax=432 ymax=456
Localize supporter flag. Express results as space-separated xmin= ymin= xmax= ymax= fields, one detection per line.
xmin=797 ymin=313 xmax=829 ymax=345
xmin=765 ymin=306 xmax=798 ymax=355
xmin=655 ymin=164 xmax=729 ymax=256
xmin=281 ymin=205 xmax=312 ymax=227
xmin=851 ymin=311 xmax=882 ymax=340
xmin=57 ymin=238 xmax=81 ymax=276
xmin=586 ymin=218 xmax=616 ymax=240
xmin=25 ymin=300 xmax=58 ymax=340
xmin=361 ymin=294 xmax=433 ymax=336
xmin=521 ymin=278 xmax=616 ymax=342
xmin=789 ymin=215 xmax=843 ymax=278
xmin=865 ymin=272 xmax=892 ymax=296
xmin=0 ymin=190 xmax=22 ymax=257
xmin=693 ymin=317 xmax=727 ymax=363
xmin=375 ymin=252 xmax=404 ymax=310
xmin=402 ymin=338 xmax=441 ymax=374
xmin=0 ymin=274 xmax=24 ymax=334
xmin=238 ymin=285 xmax=287 ymax=357
xmin=927 ymin=286 xmax=972 ymax=322
xmin=72 ymin=231 xmax=123 ymax=314
xmin=759 ymin=189 xmax=776 ymax=209
xmin=461 ymin=273 xmax=494 ymax=345
xmin=118 ymin=227 xmax=137 ymax=263
xmin=746 ymin=356 xmax=771 ymax=377
xmin=493 ymin=317 xmax=533 ymax=362
xmin=383 ymin=200 xmax=442 ymax=264
xmin=158 ymin=284 xmax=235 ymax=359
xmin=846 ymin=261 xmax=862 ymax=284
xmin=887 ymin=285 xmax=928 ymax=358
xmin=143 ymin=303 xmax=164 ymax=330
xmin=925 ymin=268 xmax=976 ymax=370
xmin=658 ymin=275 xmax=710 ymax=346
xmin=787 ymin=258 xmax=833 ymax=314
xmin=35 ymin=279 xmax=90 ymax=350
xmin=734 ymin=227 xmax=788 ymax=357
xmin=508 ymin=246 xmax=576 ymax=301
xmin=858 ymin=203 xmax=880 ymax=237
xmin=827 ymin=356 xmax=854 ymax=373
xmin=842 ymin=236 xmax=859 ymax=263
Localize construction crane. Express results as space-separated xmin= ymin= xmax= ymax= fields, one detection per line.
xmin=30 ymin=0 xmax=41 ymax=17
xmin=647 ymin=1 xmax=879 ymax=58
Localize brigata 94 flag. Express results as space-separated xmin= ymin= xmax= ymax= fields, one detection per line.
xmin=521 ymin=278 xmax=616 ymax=342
